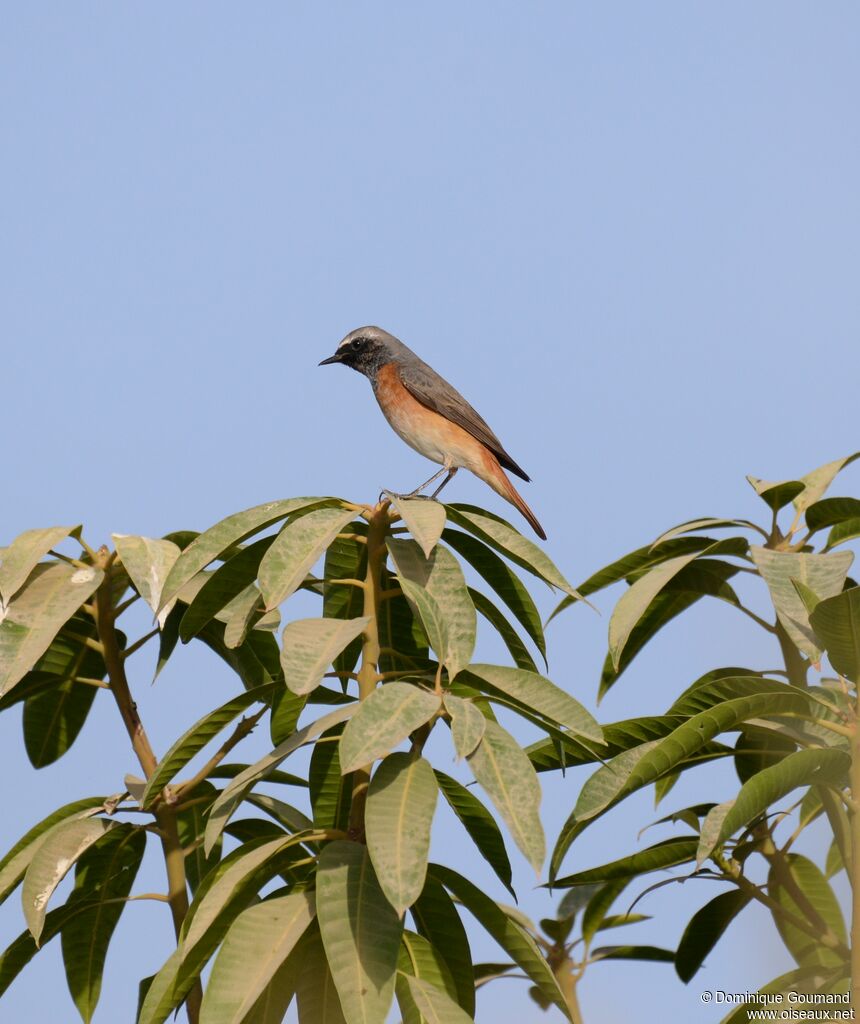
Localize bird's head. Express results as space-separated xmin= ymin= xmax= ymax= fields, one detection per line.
xmin=318 ymin=326 xmax=396 ymax=378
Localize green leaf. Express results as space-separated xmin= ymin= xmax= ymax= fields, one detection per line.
xmin=746 ymin=477 xmax=805 ymax=512
xmin=295 ymin=924 xmax=348 ymax=1023
xmin=717 ymin=964 xmax=849 ymax=1024
xmin=60 ymin=825 xmax=146 ymax=1022
xmin=443 ymin=693 xmax=486 ymax=759
xmin=608 ymin=544 xmax=725 ymax=670
xmin=366 ymin=754 xmax=438 ymax=917
xmin=141 ymin=683 xmax=274 ymax=808
xmin=590 ymin=945 xmax=675 ymax=963
xmin=443 ymin=529 xmax=546 ymax=662
xmin=464 ymin=664 xmax=602 ymax=742
xmin=112 ymin=534 xmax=180 ymax=625
xmin=445 ymin=503 xmax=583 ymax=601
xmin=734 ymin=726 xmax=795 ymax=784
xmin=825 ymin=517 xmax=860 ymax=551
xmin=23 ymin=675 xmax=97 ymax=768
xmin=433 ymin=771 xmax=514 ymax=898
xmin=581 ymin=880 xmax=628 ymax=948
xmin=651 ymin=519 xmax=767 ymax=547
xmin=552 ymin=837 xmax=699 ymax=887
xmin=324 ymin=527 xmax=368 ymax=677
xmin=339 ymin=683 xmax=441 ymax=774
xmin=468 ymin=588 xmax=539 ymax=672
xmin=22 ymin=817 xmax=116 ymax=943
xmin=410 ymin=876 xmax=475 ymax=1016
xmin=675 ymin=890 xmax=750 ymax=982
xmin=317 ymin=840 xmax=403 ymax=1024
xmin=751 ymin=547 xmax=853 ymax=660
xmin=769 ymin=854 xmax=846 ymax=967
xmin=466 ymin=719 xmax=544 ymax=873
xmin=572 ymin=684 xmax=812 ymax=825
xmin=0 ymin=526 xmax=80 ymax=605
xmin=696 ymin=802 xmax=734 ymax=865
xmin=309 ymin=725 xmax=352 ymax=831
xmin=270 ymin=687 xmax=307 ymax=746
xmin=177 ymin=783 xmax=221 ymax=895
xmin=401 ymin=975 xmax=473 ymax=1024
xmin=805 ymin=497 xmax=860 ymax=533
xmin=159 ymin=498 xmax=335 ymax=610
xmin=397 ymin=930 xmax=459 ymax=1008
xmin=429 ymin=864 xmax=570 ymax=1020
xmin=390 ymin=498 xmax=447 ymax=559
xmin=204 ymin=703 xmax=357 ymax=854
xmin=793 ymin=452 xmax=860 ymax=515
xmin=709 ymin=749 xmax=850 ymax=854
xmin=387 ymin=539 xmax=476 ymax=680
xmin=179 ymin=537 xmax=273 ymax=642
xmin=199 ymin=892 xmax=315 ymax=1024
xmin=809 ymin=587 xmax=860 ymax=683
xmin=281 ymin=616 xmax=370 ymax=695
xmin=0 ymin=898 xmax=112 ymax=1000
xmin=0 ymin=797 xmax=107 ymax=906
xmin=259 ymin=507 xmax=357 ymax=610
xmin=0 ymin=562 xmax=104 ymax=698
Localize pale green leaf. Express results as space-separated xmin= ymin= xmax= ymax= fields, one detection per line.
xmin=159 ymin=497 xmax=336 ymax=610
xmin=295 ymin=925 xmax=347 ymax=1023
xmin=259 ymin=507 xmax=357 ymax=610
xmin=0 ymin=797 xmax=107 ymax=907
xmin=650 ymin=518 xmax=767 ymax=547
xmin=390 ymin=498 xmax=447 ymax=559
xmin=387 ymin=539 xmax=475 ymax=680
xmin=366 ymin=753 xmax=438 ymax=917
xmin=0 ymin=562 xmax=104 ymax=697
xmin=696 ymin=801 xmax=734 ymax=865
xmin=0 ymin=527 xmax=80 ymax=606
xmin=464 ymin=663 xmax=602 ymax=742
xmin=467 ymin=719 xmax=544 ymax=873
xmin=769 ymin=854 xmax=846 ymax=967
xmin=751 ymin=547 xmax=853 ymax=660
xmin=402 ymin=975 xmax=472 ymax=1024
xmin=22 ymin=818 xmax=115 ymax=943
xmin=199 ymin=892 xmax=314 ymax=1024
xmin=443 ymin=693 xmax=485 ymax=759
xmin=746 ymin=477 xmax=805 ymax=512
xmin=793 ymin=452 xmax=860 ymax=515
xmin=281 ymin=617 xmax=370 ymax=695
xmin=112 ymin=534 xmax=180 ymax=626
xmin=339 ymin=684 xmax=441 ymax=774
xmin=317 ymin=840 xmax=403 ymax=1024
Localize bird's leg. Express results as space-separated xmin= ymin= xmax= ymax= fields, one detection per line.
xmin=429 ymin=467 xmax=458 ymax=499
xmin=381 ymin=465 xmax=451 ymax=503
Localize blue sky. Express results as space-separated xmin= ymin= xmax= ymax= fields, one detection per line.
xmin=1 ymin=4 xmax=858 ymax=1022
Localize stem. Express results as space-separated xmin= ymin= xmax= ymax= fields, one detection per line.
xmin=554 ymin=956 xmax=584 ymax=1024
xmin=172 ymin=708 xmax=267 ymax=803
xmin=94 ymin=548 xmax=201 ymax=1024
xmin=775 ymin=621 xmax=808 ymax=687
xmin=348 ymin=502 xmax=389 ymax=840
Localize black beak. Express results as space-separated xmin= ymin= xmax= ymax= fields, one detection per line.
xmin=318 ymin=353 xmax=343 ymax=366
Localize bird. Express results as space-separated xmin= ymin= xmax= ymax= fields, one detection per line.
xmin=319 ymin=326 xmax=546 ymax=540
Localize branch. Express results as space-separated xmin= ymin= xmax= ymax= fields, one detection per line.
xmin=172 ymin=707 xmax=267 ymax=803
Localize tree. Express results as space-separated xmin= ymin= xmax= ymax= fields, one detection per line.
xmin=0 ymin=457 xmax=857 ymax=1024
xmin=0 ymin=494 xmax=598 ymax=1023
xmin=541 ymin=454 xmax=857 ymax=1020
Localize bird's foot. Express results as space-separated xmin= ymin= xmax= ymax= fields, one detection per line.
xmin=379 ymin=488 xmax=433 ymax=503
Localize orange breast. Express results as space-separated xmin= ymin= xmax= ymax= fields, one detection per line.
xmin=373 ymin=362 xmax=490 ymax=474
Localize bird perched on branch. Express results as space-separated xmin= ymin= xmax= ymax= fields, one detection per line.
xmin=319 ymin=326 xmax=546 ymax=540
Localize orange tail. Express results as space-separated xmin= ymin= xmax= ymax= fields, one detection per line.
xmin=479 ymin=454 xmax=547 ymax=540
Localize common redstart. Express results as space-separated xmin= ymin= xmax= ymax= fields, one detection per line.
xmin=319 ymin=326 xmax=546 ymax=540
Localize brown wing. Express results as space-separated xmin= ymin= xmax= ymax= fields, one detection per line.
xmin=397 ymin=358 xmax=530 ymax=482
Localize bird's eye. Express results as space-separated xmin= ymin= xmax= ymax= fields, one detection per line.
xmin=352 ymin=338 xmax=365 ymax=351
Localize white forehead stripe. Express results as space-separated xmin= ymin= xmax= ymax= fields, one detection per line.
xmin=337 ymin=338 xmax=352 ymax=350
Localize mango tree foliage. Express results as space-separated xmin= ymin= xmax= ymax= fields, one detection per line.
xmin=0 ymin=494 xmax=596 ymax=1023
